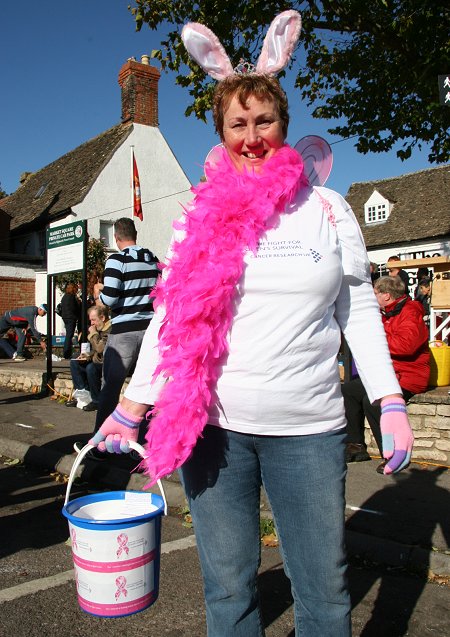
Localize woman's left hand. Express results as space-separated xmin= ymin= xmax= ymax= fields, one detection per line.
xmin=380 ymin=397 xmax=414 ymax=474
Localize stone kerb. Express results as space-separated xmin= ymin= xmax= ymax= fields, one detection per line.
xmin=0 ymin=364 xmax=449 ymax=467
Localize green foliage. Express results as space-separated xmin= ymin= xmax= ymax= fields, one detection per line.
xmin=260 ymin=516 xmax=277 ymax=539
xmin=0 ymin=182 xmax=7 ymax=198
xmin=54 ymin=238 xmax=107 ymax=295
xmin=128 ymin=0 xmax=449 ymax=163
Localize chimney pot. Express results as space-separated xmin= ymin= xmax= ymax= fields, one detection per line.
xmin=141 ymin=54 xmax=150 ymax=65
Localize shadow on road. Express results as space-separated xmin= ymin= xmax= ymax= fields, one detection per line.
xmin=348 ymin=466 xmax=449 ymax=636
xmin=0 ymin=392 xmax=48 ymax=406
xmin=0 ymin=461 xmax=83 ymax=559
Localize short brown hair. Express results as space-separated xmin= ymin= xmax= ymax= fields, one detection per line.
xmin=374 ymin=275 xmax=405 ymax=299
xmin=114 ymin=218 xmax=137 ymax=242
xmin=213 ymin=74 xmax=289 ymax=140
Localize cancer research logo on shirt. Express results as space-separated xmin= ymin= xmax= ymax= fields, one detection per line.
xmin=254 ymin=240 xmax=323 ymax=262
xmin=309 ymin=248 xmax=323 ymax=263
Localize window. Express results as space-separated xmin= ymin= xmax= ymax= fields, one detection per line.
xmin=364 ymin=190 xmax=391 ymax=224
xmin=99 ymin=221 xmax=114 ymax=248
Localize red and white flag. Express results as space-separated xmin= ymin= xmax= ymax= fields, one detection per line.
xmin=132 ymin=152 xmax=143 ymax=221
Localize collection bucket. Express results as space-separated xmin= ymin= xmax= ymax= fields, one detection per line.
xmin=62 ymin=442 xmax=167 ymax=618
xmin=428 ymin=341 xmax=450 ymax=387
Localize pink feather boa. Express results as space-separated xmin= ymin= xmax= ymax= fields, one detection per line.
xmin=143 ymin=144 xmax=308 ymax=483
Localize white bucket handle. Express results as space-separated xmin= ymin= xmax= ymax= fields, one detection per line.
xmin=64 ymin=441 xmax=168 ymax=515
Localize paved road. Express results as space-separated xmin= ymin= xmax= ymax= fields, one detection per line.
xmin=1 ymin=387 xmax=449 ymax=563
xmin=1 ymin=459 xmax=449 ymax=637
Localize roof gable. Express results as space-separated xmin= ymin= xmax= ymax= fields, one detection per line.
xmin=3 ymin=123 xmax=133 ymax=230
xmin=346 ymin=165 xmax=450 ymax=248
xmin=366 ymin=189 xmax=390 ymax=206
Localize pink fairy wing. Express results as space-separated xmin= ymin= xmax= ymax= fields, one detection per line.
xmin=204 ymin=144 xmax=226 ymax=180
xmin=182 ymin=23 xmax=234 ymax=80
xmin=294 ymin=135 xmax=333 ymax=186
xmin=256 ymin=10 xmax=302 ymax=75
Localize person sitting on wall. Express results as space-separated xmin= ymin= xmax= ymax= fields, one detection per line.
xmin=342 ymin=275 xmax=429 ymax=472
xmin=0 ymin=328 xmax=18 ymax=359
xmin=417 ymin=277 xmax=432 ymax=328
xmin=414 ymin=267 xmax=431 ymax=303
xmin=370 ymin=261 xmax=380 ymax=285
xmin=386 ymin=255 xmax=411 ymax=296
xmin=66 ymin=305 xmax=111 ymax=411
xmin=0 ymin=304 xmax=47 ymax=362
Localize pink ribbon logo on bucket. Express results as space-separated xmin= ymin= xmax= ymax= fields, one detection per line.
xmin=71 ymin=528 xmax=78 ymax=551
xmin=116 ymin=533 xmax=129 ymax=558
xmin=115 ymin=576 xmax=128 ymax=600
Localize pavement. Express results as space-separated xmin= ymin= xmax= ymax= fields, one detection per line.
xmin=0 ymin=356 xmax=449 ymax=578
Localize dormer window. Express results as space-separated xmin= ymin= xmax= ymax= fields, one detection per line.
xmin=364 ymin=189 xmax=392 ymax=224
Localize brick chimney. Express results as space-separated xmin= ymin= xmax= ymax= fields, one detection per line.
xmin=118 ymin=55 xmax=161 ymax=127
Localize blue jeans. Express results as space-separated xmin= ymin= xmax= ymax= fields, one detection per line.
xmin=69 ymin=359 xmax=102 ymax=403
xmin=0 ymin=318 xmax=26 ymax=356
xmin=0 ymin=338 xmax=16 ymax=358
xmin=94 ymin=330 xmax=147 ymax=431
xmin=180 ymin=426 xmax=350 ymax=637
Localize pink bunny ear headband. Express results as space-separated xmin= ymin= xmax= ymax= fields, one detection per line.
xmin=183 ymin=11 xmax=333 ymax=187
xmin=181 ymin=10 xmax=302 ymax=79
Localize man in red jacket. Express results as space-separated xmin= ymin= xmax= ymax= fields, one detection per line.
xmin=343 ymin=275 xmax=429 ymax=471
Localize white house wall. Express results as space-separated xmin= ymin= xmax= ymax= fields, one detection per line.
xmin=69 ymin=124 xmax=193 ymax=260
xmin=368 ymin=238 xmax=450 ymax=292
xmin=0 ymin=262 xmax=36 ymax=280
xmin=34 ymin=270 xmax=51 ymax=334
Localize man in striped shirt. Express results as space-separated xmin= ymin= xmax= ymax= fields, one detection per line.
xmin=92 ymin=218 xmax=159 ymax=434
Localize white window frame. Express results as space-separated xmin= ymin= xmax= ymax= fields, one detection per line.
xmin=364 ymin=190 xmax=392 ymax=224
xmin=99 ymin=221 xmax=115 ymax=248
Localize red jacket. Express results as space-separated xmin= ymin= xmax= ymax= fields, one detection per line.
xmin=381 ymin=295 xmax=430 ymax=393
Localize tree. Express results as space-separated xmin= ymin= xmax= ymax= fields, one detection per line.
xmin=55 ymin=238 xmax=107 ymax=297
xmin=129 ymin=0 xmax=449 ymax=163
xmin=0 ymin=183 xmax=7 ymax=198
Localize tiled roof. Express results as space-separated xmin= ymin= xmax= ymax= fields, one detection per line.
xmin=345 ymin=165 xmax=450 ymax=249
xmin=0 ymin=198 xmax=11 ymax=218
xmin=3 ymin=123 xmax=133 ymax=231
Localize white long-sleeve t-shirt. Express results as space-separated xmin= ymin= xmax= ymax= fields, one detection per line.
xmin=125 ymin=185 xmax=401 ymax=436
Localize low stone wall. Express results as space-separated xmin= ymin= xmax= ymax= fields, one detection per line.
xmin=0 ymin=368 xmax=45 ymax=394
xmin=0 ymin=364 xmax=449 ymax=466
xmin=53 ymin=373 xmax=129 ymax=402
xmin=365 ymin=392 xmax=450 ymax=465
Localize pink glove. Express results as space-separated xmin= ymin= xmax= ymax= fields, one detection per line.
xmin=89 ymin=404 xmax=142 ymax=454
xmin=380 ymin=397 xmax=414 ymax=475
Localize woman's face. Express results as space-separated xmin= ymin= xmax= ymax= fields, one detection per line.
xmin=222 ymin=93 xmax=285 ymax=172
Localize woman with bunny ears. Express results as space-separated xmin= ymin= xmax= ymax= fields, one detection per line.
xmin=90 ymin=11 xmax=414 ymax=635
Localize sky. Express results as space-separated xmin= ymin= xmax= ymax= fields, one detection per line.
xmin=0 ymin=1 xmax=438 ymax=198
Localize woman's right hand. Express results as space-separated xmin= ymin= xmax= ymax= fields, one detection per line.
xmin=89 ymin=404 xmax=143 ymax=453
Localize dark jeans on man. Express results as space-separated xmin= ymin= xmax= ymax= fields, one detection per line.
xmin=63 ymin=318 xmax=77 ymax=359
xmin=342 ymin=377 xmax=413 ymax=454
xmin=94 ymin=330 xmax=146 ymax=433
xmin=70 ymin=359 xmax=102 ymax=403
xmin=0 ymin=315 xmax=28 ymax=356
xmin=0 ymin=338 xmax=16 ymax=358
